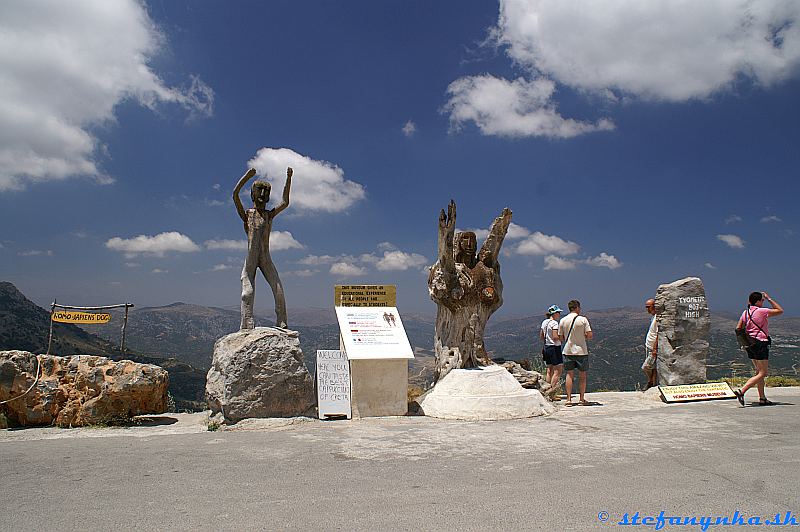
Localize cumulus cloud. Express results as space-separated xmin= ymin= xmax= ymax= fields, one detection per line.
xmin=204 ymin=231 xmax=303 ymax=252
xmin=760 ymin=215 xmax=782 ymax=223
xmin=284 ymin=269 xmax=318 ymax=277
xmin=444 ymin=75 xmax=614 ymax=138
xmin=375 ymin=250 xmax=428 ymax=271
xmin=513 ymin=231 xmax=580 ymax=256
xmin=717 ymin=234 xmax=746 ymax=249
xmin=584 ymin=252 xmax=622 ymax=270
xmin=0 ymin=0 xmax=213 ymax=191
xmin=497 ymin=0 xmax=800 ymax=101
xmin=705 ymin=262 xmax=717 ymax=269
xmin=543 ymin=255 xmax=577 ymax=270
xmin=210 ymin=264 xmax=231 ymax=271
xmin=247 ymin=147 xmax=365 ymax=213
xmin=402 ymin=120 xmax=417 ymax=137
xmin=330 ymin=262 xmax=367 ymax=277
xmin=106 ymin=231 xmax=201 ymax=257
xmin=444 ymin=1 xmax=800 ymax=137
xmin=725 ymin=215 xmax=743 ymax=224
xmin=298 ymin=254 xmax=340 ymax=266
xmin=151 ymin=268 xmax=168 ymax=274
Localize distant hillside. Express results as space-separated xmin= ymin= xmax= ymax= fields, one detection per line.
xmin=0 ymin=282 xmax=207 ymax=411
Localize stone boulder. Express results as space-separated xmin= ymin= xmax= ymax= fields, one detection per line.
xmin=655 ymin=277 xmax=710 ymax=386
xmin=500 ymin=361 xmax=559 ymax=399
xmin=205 ymin=327 xmax=315 ymax=423
xmin=417 ymin=365 xmax=554 ymax=420
xmin=0 ymin=351 xmax=169 ymax=427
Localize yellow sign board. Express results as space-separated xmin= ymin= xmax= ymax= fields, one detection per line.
xmin=334 ymin=285 xmax=397 ymax=307
xmin=660 ymin=382 xmax=736 ymax=403
xmin=52 ymin=311 xmax=112 ymax=324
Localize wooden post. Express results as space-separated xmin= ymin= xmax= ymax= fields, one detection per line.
xmin=120 ymin=304 xmax=130 ymax=351
xmin=46 ymin=300 xmax=56 ymax=356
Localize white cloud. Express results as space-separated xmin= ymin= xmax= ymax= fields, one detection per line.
xmin=760 ymin=215 xmax=782 ymax=223
xmin=330 ymin=262 xmax=367 ymax=277
xmin=513 ymin=231 xmax=580 ymax=256
xmin=284 ymin=269 xmax=318 ymax=277
xmin=496 ymin=0 xmax=800 ymax=102
xmin=444 ymin=1 xmax=800 ymax=138
xmin=0 ymin=0 xmax=213 ymax=191
xmin=506 ymin=223 xmax=531 ymax=239
xmin=212 ymin=184 xmax=221 ymax=191
xmin=124 ymin=262 xmax=140 ymax=268
xmin=204 ymin=231 xmax=303 ymax=252
xmin=298 ymin=254 xmax=339 ymax=266
xmin=17 ymin=249 xmax=53 ymax=257
xmin=210 ymin=264 xmax=231 ymax=271
xmin=717 ymin=234 xmax=746 ymax=249
xmin=151 ymin=268 xmax=168 ymax=274
xmin=725 ymin=215 xmax=743 ymax=224
xmin=106 ymin=231 xmax=201 ymax=257
xmin=247 ymin=147 xmax=365 ymax=213
xmin=705 ymin=262 xmax=717 ymax=270
xmin=543 ymin=255 xmax=576 ymax=270
xmin=377 ymin=242 xmax=397 ymax=252
xmin=375 ymin=250 xmax=429 ymax=271
xmin=402 ymin=120 xmax=417 ymax=137
xmin=444 ymin=75 xmax=614 ymax=138
xmin=584 ymin=252 xmax=622 ymax=270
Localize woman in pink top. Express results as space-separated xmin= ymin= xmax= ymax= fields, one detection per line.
xmin=733 ymin=291 xmax=783 ymax=406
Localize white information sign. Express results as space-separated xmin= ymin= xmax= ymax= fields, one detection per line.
xmin=316 ymin=350 xmax=352 ymax=419
xmin=335 ymin=306 xmax=414 ymax=360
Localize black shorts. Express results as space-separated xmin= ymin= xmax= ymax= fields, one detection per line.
xmin=747 ymin=340 xmax=769 ymax=360
xmin=543 ymin=345 xmax=563 ymax=366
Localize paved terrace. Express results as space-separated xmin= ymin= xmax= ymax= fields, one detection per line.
xmin=2 ymin=388 xmax=799 ymax=531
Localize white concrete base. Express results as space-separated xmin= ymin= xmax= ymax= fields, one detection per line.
xmin=350 ymin=359 xmax=408 ymax=417
xmin=419 ymin=365 xmax=554 ymax=420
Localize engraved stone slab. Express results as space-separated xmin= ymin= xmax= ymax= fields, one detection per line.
xmin=654 ymin=277 xmax=710 ymax=386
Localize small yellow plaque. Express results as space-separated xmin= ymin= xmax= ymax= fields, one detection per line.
xmin=660 ymin=382 xmax=736 ymax=403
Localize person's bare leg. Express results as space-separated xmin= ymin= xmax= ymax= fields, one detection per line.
xmin=756 ymin=360 xmax=768 ymax=399
xmin=259 ymin=256 xmax=287 ymax=328
xmin=579 ymin=369 xmax=587 ymax=403
xmin=552 ymin=364 xmax=563 ymax=392
xmin=240 ymin=264 xmax=256 ymax=330
xmin=546 ymin=365 xmax=553 ymax=385
xmin=565 ymin=370 xmax=574 ymax=404
xmin=741 ymin=359 xmax=768 ymax=397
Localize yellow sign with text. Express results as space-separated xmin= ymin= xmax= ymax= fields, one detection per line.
xmin=660 ymin=382 xmax=736 ymax=403
xmin=334 ymin=285 xmax=397 ymax=307
xmin=52 ymin=311 xmax=112 ymax=324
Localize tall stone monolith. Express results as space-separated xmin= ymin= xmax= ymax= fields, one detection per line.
xmin=654 ymin=277 xmax=710 ymax=385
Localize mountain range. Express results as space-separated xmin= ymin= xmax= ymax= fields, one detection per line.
xmin=3 ymin=281 xmax=799 ymax=409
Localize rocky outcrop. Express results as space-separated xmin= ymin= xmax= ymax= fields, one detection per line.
xmin=655 ymin=277 xmax=710 ymax=385
xmin=205 ymin=327 xmax=315 ymax=423
xmin=500 ymin=361 xmax=559 ymax=399
xmin=0 ymin=351 xmax=168 ymax=427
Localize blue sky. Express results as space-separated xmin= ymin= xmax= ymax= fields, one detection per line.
xmin=1 ymin=0 xmax=798 ymax=317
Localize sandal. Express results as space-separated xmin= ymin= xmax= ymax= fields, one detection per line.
xmin=564 ymin=401 xmax=575 ymax=407
xmin=733 ymin=389 xmax=745 ymax=406
xmin=578 ymin=400 xmax=591 ymax=406
xmin=759 ymin=398 xmax=774 ymax=405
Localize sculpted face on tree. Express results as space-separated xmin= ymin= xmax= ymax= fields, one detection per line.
xmin=456 ymin=231 xmax=477 ymax=266
xmin=250 ymin=181 xmax=271 ymax=210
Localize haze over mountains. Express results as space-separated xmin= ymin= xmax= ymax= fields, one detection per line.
xmin=3 ymin=281 xmax=799 ymax=408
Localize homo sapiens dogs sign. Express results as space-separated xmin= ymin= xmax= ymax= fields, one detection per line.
xmin=52 ymin=311 xmax=112 ymax=324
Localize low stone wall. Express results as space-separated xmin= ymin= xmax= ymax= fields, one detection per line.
xmin=0 ymin=350 xmax=169 ymax=427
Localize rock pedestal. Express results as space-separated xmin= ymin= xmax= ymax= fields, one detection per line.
xmin=205 ymin=327 xmax=315 ymax=423
xmin=655 ymin=277 xmax=710 ymax=386
xmin=417 ymin=365 xmax=554 ymax=420
xmin=0 ymin=351 xmax=168 ymax=427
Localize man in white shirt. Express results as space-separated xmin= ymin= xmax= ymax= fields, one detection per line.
xmin=642 ymin=298 xmax=658 ymax=389
xmin=558 ymin=299 xmax=593 ymax=406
